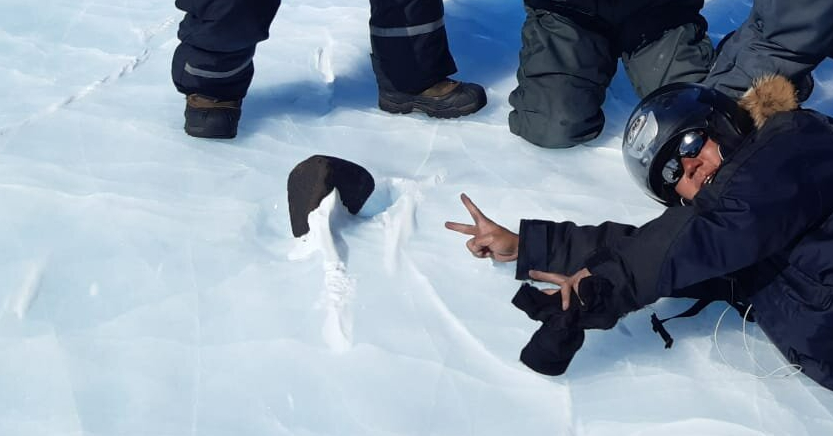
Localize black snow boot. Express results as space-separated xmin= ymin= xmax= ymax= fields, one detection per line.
xmin=378 ymin=79 xmax=487 ymax=119
xmin=184 ymin=94 xmax=242 ymax=139
xmin=287 ymin=155 xmax=376 ymax=237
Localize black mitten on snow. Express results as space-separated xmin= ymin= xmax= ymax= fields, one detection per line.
xmin=519 ymin=305 xmax=585 ymax=376
xmin=512 ymin=283 xmax=584 ymax=376
xmin=511 ymin=282 xmax=564 ymax=322
xmin=512 ymin=276 xmax=618 ymax=376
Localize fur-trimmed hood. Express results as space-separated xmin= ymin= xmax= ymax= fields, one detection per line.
xmin=738 ymin=75 xmax=800 ymax=129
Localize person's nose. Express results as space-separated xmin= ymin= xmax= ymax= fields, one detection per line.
xmin=680 ymin=157 xmax=701 ymax=176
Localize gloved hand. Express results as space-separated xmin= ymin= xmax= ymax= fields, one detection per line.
xmin=511 ymin=276 xmax=617 ymax=376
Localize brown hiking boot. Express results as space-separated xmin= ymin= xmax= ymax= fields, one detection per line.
xmin=378 ymin=78 xmax=487 ymax=118
xmin=184 ymin=94 xmax=242 ymax=139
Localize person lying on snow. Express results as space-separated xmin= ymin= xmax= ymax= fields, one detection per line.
xmin=446 ymin=75 xmax=833 ymax=390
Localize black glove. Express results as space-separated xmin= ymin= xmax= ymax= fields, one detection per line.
xmin=511 ymin=276 xmax=618 ymax=376
xmin=574 ymin=276 xmax=619 ymax=331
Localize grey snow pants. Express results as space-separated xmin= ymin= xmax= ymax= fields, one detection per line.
xmin=508 ymin=1 xmax=714 ymax=148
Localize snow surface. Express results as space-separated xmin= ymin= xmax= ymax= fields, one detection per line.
xmin=1 ymin=0 xmax=832 ymax=435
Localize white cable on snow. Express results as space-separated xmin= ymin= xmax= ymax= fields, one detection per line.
xmin=713 ymin=285 xmax=802 ymax=379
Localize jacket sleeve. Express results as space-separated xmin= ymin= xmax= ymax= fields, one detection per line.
xmin=591 ymin=112 xmax=833 ymax=312
xmin=702 ymin=0 xmax=833 ymax=99
xmin=514 ymin=219 xmax=638 ymax=280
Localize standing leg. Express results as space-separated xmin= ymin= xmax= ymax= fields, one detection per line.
xmin=369 ymin=0 xmax=487 ymax=118
xmin=172 ymin=0 xmax=281 ymax=138
xmin=508 ymin=7 xmax=617 ymax=148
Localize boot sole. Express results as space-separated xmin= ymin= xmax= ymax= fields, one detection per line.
xmin=183 ymin=104 xmax=241 ymax=139
xmin=378 ymin=96 xmax=486 ymax=119
xmin=184 ymin=125 xmax=237 ymax=139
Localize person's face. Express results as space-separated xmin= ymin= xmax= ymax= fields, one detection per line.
xmin=674 ymin=138 xmax=722 ymax=200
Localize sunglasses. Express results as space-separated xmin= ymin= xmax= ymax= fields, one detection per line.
xmin=661 ymin=130 xmax=708 ymax=184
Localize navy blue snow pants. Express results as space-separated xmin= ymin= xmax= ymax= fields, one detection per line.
xmin=172 ymin=0 xmax=457 ymax=100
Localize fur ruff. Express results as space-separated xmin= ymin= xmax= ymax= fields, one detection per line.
xmin=738 ymin=74 xmax=799 ymax=129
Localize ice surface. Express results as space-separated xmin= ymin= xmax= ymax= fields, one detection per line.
xmin=0 ymin=0 xmax=831 ymax=435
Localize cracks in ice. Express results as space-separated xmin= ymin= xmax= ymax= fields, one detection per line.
xmin=412 ymin=124 xmax=439 ymax=178
xmin=185 ymin=241 xmax=203 ymax=436
xmin=0 ymin=16 xmax=177 ymax=137
xmin=135 ymin=16 xmax=179 ymax=46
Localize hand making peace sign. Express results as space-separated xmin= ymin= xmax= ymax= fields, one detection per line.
xmin=445 ymin=193 xmax=592 ymax=310
xmin=444 ymin=193 xmax=519 ymax=262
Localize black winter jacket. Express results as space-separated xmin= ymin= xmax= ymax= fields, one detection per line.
xmin=515 ymin=82 xmax=833 ymax=390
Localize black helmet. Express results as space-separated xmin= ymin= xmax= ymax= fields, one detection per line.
xmin=622 ymin=82 xmax=753 ymax=205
